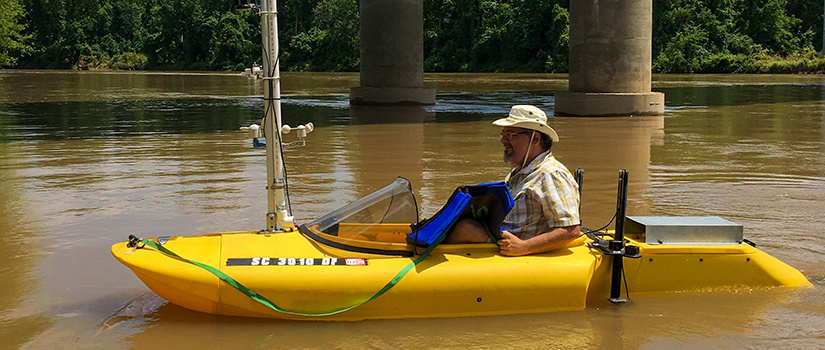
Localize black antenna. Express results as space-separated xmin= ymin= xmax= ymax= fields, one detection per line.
xmin=610 ymin=169 xmax=629 ymax=303
xmin=574 ymin=168 xmax=584 ymax=225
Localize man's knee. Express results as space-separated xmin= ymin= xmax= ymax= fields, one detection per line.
xmin=445 ymin=219 xmax=488 ymax=243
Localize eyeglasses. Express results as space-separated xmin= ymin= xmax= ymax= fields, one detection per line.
xmin=499 ymin=130 xmax=532 ymax=139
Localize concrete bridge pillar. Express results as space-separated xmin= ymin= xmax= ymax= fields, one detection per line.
xmin=555 ymin=0 xmax=664 ymax=116
xmin=350 ymin=0 xmax=435 ymax=106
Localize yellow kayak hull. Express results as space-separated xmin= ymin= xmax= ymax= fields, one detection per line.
xmin=111 ymin=230 xmax=810 ymax=321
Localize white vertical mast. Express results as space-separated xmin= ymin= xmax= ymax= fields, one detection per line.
xmin=260 ymin=0 xmax=293 ymax=231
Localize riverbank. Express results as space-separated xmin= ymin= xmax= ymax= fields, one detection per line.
xmin=655 ymin=48 xmax=825 ymax=74
xmin=31 ymin=48 xmax=825 ymax=75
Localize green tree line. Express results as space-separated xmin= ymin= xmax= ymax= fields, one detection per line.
xmin=2 ymin=0 xmax=825 ymax=73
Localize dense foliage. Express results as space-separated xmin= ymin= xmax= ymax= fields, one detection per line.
xmin=653 ymin=0 xmax=822 ymax=72
xmin=423 ymin=0 xmax=569 ymax=72
xmin=4 ymin=0 xmax=825 ymax=73
xmin=0 ymin=0 xmax=33 ymax=67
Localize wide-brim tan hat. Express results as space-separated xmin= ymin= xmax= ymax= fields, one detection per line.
xmin=492 ymin=105 xmax=559 ymax=142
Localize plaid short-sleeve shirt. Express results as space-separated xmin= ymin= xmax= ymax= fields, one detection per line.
xmin=502 ymin=150 xmax=581 ymax=240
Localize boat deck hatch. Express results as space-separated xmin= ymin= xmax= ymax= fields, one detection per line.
xmin=626 ymin=216 xmax=743 ymax=245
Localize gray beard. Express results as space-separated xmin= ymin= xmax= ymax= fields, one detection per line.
xmin=503 ymin=151 xmax=513 ymax=164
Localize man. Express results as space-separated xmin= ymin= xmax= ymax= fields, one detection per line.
xmin=445 ymin=105 xmax=581 ymax=257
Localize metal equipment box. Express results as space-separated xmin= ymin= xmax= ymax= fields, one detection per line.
xmin=625 ymin=216 xmax=744 ymax=245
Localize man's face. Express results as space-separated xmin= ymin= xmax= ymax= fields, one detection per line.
xmin=500 ymin=127 xmax=533 ymax=166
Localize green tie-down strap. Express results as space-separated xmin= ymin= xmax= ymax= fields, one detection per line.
xmin=130 ymin=234 xmax=444 ymax=317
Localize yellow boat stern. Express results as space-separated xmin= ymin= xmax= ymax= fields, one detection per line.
xmin=587 ymin=239 xmax=812 ymax=301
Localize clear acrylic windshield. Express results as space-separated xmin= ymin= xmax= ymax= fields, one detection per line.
xmin=299 ymin=177 xmax=419 ymax=255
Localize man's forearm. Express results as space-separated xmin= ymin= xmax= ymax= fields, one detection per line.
xmin=515 ymin=225 xmax=581 ymax=255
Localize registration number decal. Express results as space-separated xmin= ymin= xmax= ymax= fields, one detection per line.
xmin=226 ymin=257 xmax=368 ymax=266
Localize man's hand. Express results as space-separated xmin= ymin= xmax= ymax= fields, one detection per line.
xmin=497 ymin=225 xmax=581 ymax=257
xmin=498 ymin=230 xmax=531 ymax=256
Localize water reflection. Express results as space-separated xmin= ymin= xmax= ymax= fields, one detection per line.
xmin=661 ymin=84 xmax=825 ymax=107
xmin=0 ymin=99 xmax=261 ymax=140
xmin=647 ymin=100 xmax=825 ymax=265
xmin=350 ymin=105 xmax=435 ymax=124
xmin=282 ymin=120 xmax=429 ymax=221
xmin=0 ymin=71 xmax=262 ymax=103
xmin=555 ymin=116 xmax=665 ymax=225
xmin=0 ymin=143 xmax=56 ymax=348
xmin=101 ymin=287 xmax=802 ymax=349
xmin=284 ymin=118 xmax=504 ymax=220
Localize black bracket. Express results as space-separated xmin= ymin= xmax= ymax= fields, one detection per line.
xmin=587 ymin=237 xmax=641 ymax=259
xmin=127 ymin=234 xmax=143 ymax=248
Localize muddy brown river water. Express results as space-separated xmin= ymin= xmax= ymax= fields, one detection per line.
xmin=1 ymin=71 xmax=823 ymax=349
